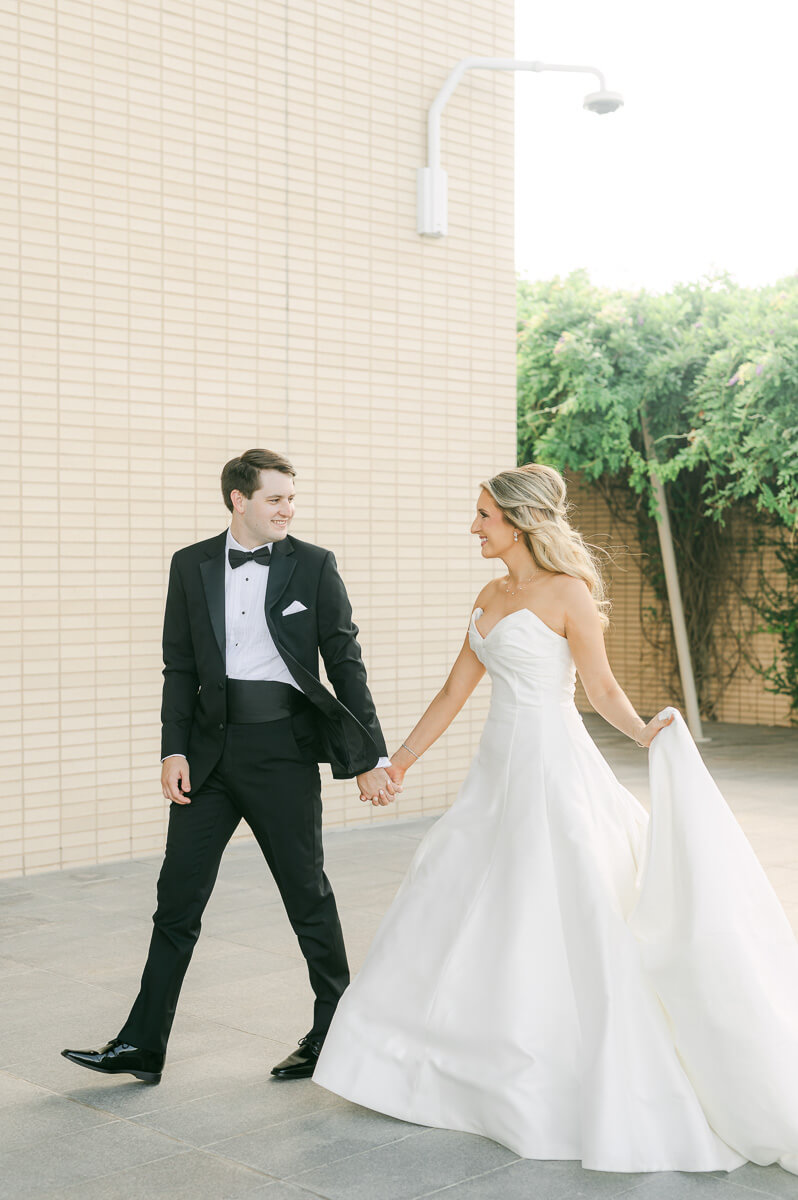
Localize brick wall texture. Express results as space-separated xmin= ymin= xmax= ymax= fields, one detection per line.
xmin=567 ymin=477 xmax=792 ymax=729
xmin=1 ymin=0 xmax=517 ymax=876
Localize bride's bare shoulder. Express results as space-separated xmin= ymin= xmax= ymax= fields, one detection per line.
xmin=551 ymin=575 xmax=599 ymax=630
xmin=548 ymin=573 xmax=590 ymax=598
xmin=472 ymin=578 xmax=503 ymax=613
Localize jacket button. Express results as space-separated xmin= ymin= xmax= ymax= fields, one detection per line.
xmin=217 ymin=682 xmax=224 ymax=691
xmin=218 ymin=722 xmax=225 ymax=731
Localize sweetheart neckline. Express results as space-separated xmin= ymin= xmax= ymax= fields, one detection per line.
xmin=471 ymin=606 xmax=568 ymax=643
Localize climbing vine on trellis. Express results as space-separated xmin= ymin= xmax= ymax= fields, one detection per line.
xmin=517 ymin=271 xmax=798 ymax=720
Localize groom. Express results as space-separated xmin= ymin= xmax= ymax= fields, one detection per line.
xmin=63 ymin=448 xmax=397 ymax=1082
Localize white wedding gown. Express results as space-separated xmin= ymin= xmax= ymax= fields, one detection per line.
xmin=313 ymin=607 xmax=798 ymax=1174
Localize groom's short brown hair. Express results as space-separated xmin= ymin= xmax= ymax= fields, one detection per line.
xmin=221 ymin=448 xmax=296 ymax=512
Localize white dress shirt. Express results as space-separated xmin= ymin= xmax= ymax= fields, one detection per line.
xmin=225 ymin=530 xmax=302 ymax=688
xmin=165 ymin=529 xmax=390 ymax=769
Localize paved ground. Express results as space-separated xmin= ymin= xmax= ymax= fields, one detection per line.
xmin=1 ymin=718 xmax=797 ymax=1200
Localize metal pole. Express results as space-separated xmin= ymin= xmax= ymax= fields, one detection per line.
xmin=640 ymin=412 xmax=706 ymax=741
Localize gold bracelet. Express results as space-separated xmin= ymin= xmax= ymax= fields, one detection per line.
xmin=401 ymin=742 xmax=420 ymax=760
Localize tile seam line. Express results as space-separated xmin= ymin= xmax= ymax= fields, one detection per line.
xmin=126 ymin=1090 xmax=349 ymax=1135
xmin=409 ymin=1151 xmax=528 ymax=1197
xmin=413 ymin=1163 xmax=721 ymax=1200
xmin=286 ymin=1125 xmax=431 ymax=1180
xmin=699 ymin=1172 xmax=798 ymax=1196
xmin=0 ymin=1067 xmax=129 ymax=1113
xmin=201 ymin=1113 xmax=426 ymax=1173
xmin=61 ymin=1142 xmax=282 ymax=1191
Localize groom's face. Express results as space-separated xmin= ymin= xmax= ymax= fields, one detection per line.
xmin=237 ymin=469 xmax=296 ymax=546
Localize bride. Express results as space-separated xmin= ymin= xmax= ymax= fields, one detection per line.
xmin=313 ymin=463 xmax=798 ymax=1175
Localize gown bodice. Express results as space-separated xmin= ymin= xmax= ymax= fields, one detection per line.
xmin=469 ymin=607 xmax=576 ymax=709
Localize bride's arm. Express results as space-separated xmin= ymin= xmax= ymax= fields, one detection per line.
xmin=562 ymin=577 xmax=672 ymax=748
xmin=388 ymin=626 xmax=486 ymax=781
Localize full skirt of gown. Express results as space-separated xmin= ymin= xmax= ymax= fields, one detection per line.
xmin=313 ymin=608 xmax=798 ymax=1174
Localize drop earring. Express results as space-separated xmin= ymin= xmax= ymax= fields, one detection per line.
xmin=513 ymin=531 xmax=519 ymax=542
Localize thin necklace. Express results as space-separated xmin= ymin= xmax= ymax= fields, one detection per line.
xmin=503 ymin=570 xmax=541 ymax=597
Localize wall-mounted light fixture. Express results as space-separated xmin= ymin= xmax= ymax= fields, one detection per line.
xmin=417 ymin=58 xmax=623 ymax=237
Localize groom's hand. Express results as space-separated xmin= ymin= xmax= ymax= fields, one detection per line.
xmin=356 ymin=767 xmax=399 ymax=807
xmin=162 ymin=755 xmax=192 ymax=804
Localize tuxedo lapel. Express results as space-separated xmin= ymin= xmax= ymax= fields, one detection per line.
xmin=199 ymin=534 xmax=227 ymax=663
xmin=265 ymin=537 xmax=297 ymax=617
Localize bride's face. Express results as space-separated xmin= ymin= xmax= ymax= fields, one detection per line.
xmin=471 ymin=490 xmax=515 ymax=559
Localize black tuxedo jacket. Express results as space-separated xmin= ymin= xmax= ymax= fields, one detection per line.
xmin=160 ymin=531 xmax=388 ymax=792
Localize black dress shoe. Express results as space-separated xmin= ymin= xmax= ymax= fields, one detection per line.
xmin=271 ymin=1034 xmax=325 ymax=1080
xmin=61 ymin=1039 xmax=164 ymax=1083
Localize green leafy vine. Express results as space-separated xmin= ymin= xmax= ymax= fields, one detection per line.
xmin=517 ymin=271 xmax=798 ymax=721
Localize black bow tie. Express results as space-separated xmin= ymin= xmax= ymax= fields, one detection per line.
xmin=228 ymin=546 xmax=272 ymax=569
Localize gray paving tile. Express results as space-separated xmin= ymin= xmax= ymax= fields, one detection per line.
xmin=0 ymin=1069 xmax=56 ymax=1110
xmin=0 ymin=921 xmax=154 ymax=975
xmin=0 ymin=955 xmax=32 ymax=978
xmin=215 ymin=906 xmax=383 ymax=961
xmin=0 ymin=1087 xmax=114 ymax=1151
xmin=323 ymin=817 xmax=437 ymax=850
xmin=0 ymin=991 xmax=133 ymax=1070
xmin=133 ymin=1077 xmax=345 ymax=1146
xmin=54 ymin=1148 xmax=273 ymax=1199
xmin=0 ymin=1118 xmax=188 ymax=1198
xmin=201 ymin=904 xmax=291 ymax=942
xmin=418 ymin=1157 xmax=650 ymax=1199
xmin=179 ymin=967 xmax=320 ymax=1043
xmin=0 ymin=912 xmax=54 ymax=936
xmin=180 ymin=943 xmax=299 ymax=989
xmin=723 ymin=1162 xmax=798 ymax=1196
xmin=0 ymin=967 xmax=123 ymax=1008
xmin=619 ymin=1173 xmax=752 ymax=1199
xmin=290 ymin=1127 xmax=518 ymax=1200
xmin=242 ymin=1183 xmax=317 ymax=1198
xmin=0 ymin=959 xmax=106 ymax=997
xmin=208 ymin=1102 xmax=416 ymax=1178
xmin=202 ymin=905 xmax=288 ymax=939
xmin=165 ymin=1014 xmax=285 ymax=1064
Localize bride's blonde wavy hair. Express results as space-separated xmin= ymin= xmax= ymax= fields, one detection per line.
xmin=481 ymin=464 xmax=610 ymax=629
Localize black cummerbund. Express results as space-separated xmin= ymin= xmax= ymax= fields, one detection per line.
xmin=226 ymin=679 xmax=309 ymax=724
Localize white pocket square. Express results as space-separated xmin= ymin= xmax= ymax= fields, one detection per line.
xmin=282 ymin=600 xmax=308 ymax=616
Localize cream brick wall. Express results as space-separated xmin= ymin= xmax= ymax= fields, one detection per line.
xmin=567 ymin=478 xmax=792 ymax=728
xmin=1 ymin=0 xmax=517 ymax=876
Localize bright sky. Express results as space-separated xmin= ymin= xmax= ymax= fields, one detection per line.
xmin=514 ymin=0 xmax=798 ymax=293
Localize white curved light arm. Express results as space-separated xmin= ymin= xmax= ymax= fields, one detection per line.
xmin=427 ymin=59 xmax=607 ymax=169
xmin=418 ymin=57 xmax=620 ymax=237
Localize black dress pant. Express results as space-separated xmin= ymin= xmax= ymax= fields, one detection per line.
xmin=118 ymin=718 xmax=349 ymax=1054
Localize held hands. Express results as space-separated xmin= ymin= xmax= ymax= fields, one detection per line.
xmin=357 ymin=751 xmax=413 ymax=806
xmin=357 ymin=766 xmax=402 ymax=807
xmin=358 ymin=744 xmax=418 ymax=805
xmin=162 ymin=755 xmax=192 ymax=804
xmin=386 ymin=759 xmax=407 ymax=790
xmin=634 ymin=710 xmax=675 ymax=749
